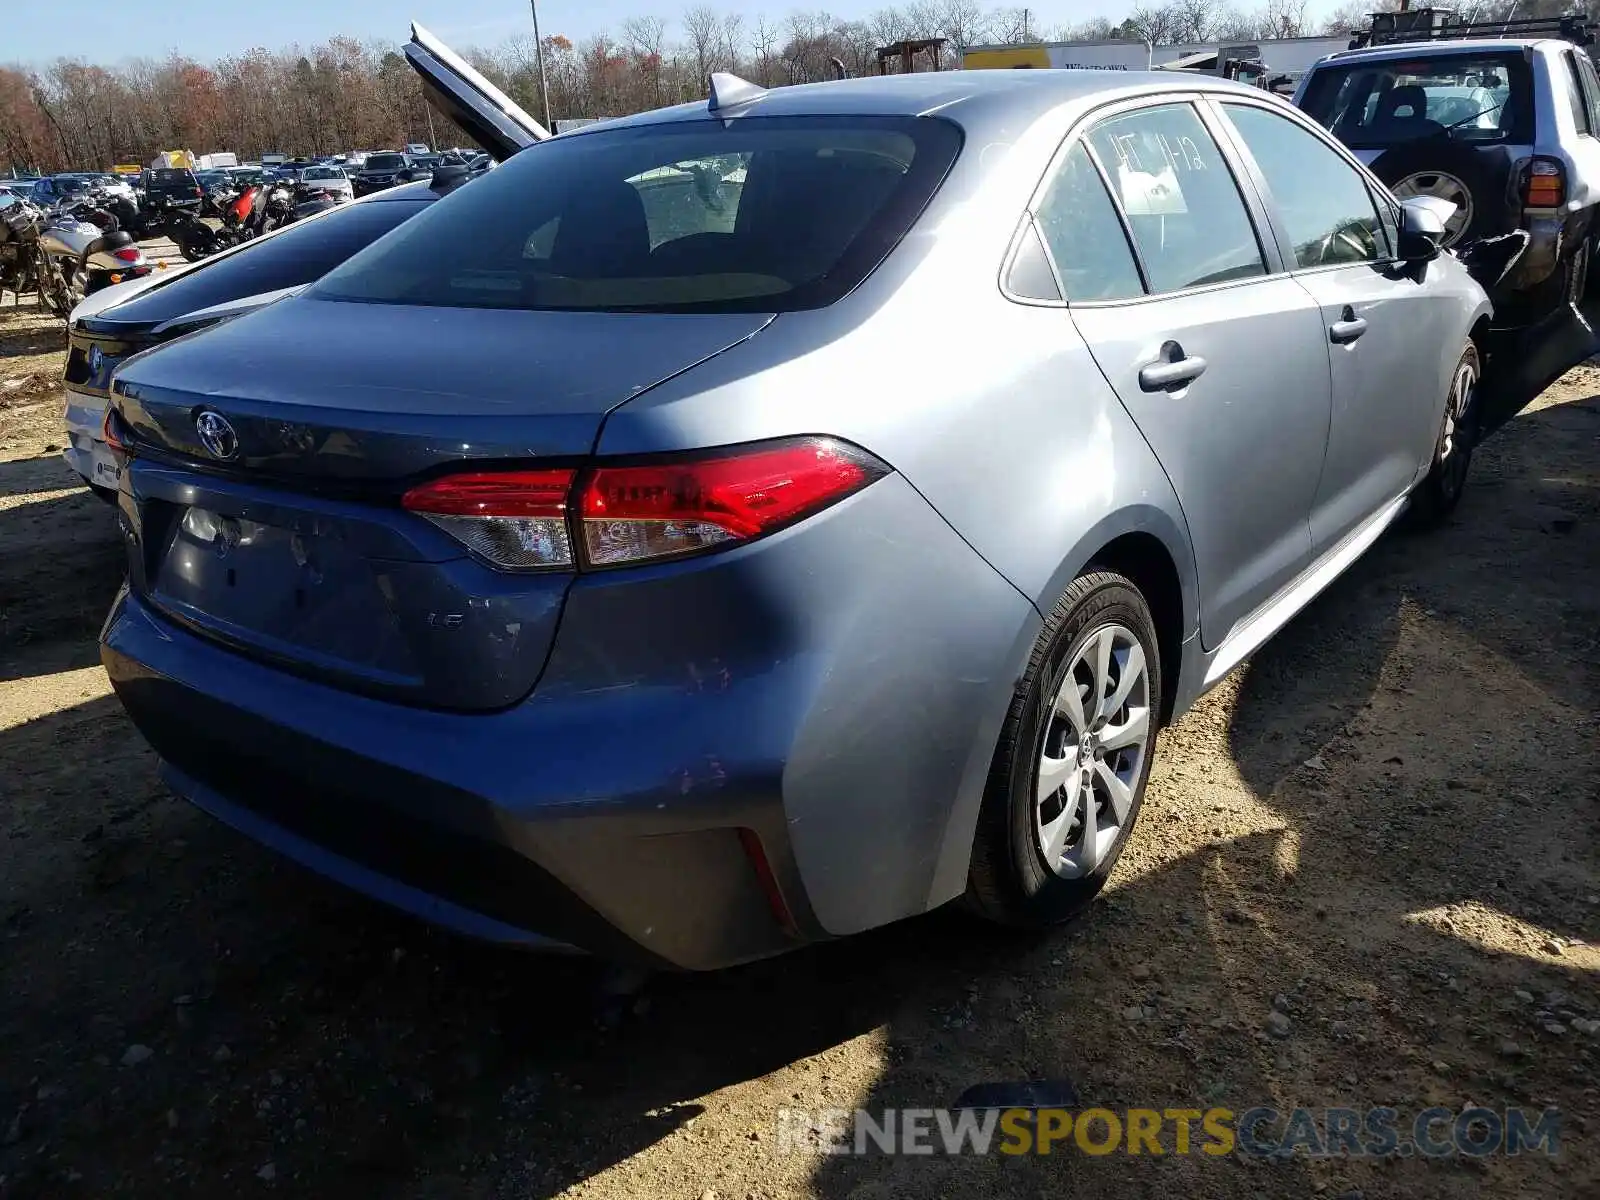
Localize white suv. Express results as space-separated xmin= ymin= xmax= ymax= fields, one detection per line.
xmin=1296 ymin=32 xmax=1600 ymax=324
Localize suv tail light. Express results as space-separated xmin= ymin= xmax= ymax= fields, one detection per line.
xmin=1524 ymin=157 xmax=1565 ymax=208
xmin=401 ymin=437 xmax=888 ymax=572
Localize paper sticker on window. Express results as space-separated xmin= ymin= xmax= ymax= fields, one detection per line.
xmin=1117 ymin=162 xmax=1188 ymax=216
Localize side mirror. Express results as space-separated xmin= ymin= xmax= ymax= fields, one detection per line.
xmin=1397 ymin=196 xmax=1451 ymax=262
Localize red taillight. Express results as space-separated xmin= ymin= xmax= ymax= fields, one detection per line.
xmin=1524 ymin=157 xmax=1565 ymax=208
xmin=577 ymin=437 xmax=886 ymax=567
xmin=112 ymin=245 xmax=141 ymax=263
xmin=402 ymin=468 xmax=576 ymax=570
xmin=402 ymin=438 xmax=887 ymax=572
xmin=102 ymin=406 xmax=127 ymax=452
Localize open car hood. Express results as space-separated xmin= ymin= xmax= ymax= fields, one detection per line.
xmin=405 ymin=21 xmax=550 ymax=162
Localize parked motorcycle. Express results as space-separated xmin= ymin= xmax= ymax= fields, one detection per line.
xmin=289 ymin=186 xmax=348 ymax=224
xmin=0 ymin=194 xmax=46 ymax=303
xmin=170 ymin=184 xmax=263 ymax=261
xmin=36 ymin=196 xmax=151 ymax=317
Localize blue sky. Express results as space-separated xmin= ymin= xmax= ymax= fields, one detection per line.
xmin=11 ymin=0 xmax=1143 ymax=65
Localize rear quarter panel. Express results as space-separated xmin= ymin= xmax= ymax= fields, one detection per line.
xmin=593 ymin=109 xmax=1204 ymax=914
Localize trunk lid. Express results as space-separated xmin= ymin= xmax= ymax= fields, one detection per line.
xmin=111 ymin=296 xmax=772 ymax=710
xmin=405 ymin=22 xmax=550 ymax=162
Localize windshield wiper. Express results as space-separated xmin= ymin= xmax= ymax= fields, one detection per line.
xmin=1441 ymin=101 xmax=1506 ymax=133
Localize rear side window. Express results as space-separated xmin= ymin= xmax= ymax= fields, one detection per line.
xmin=312 ymin=116 xmax=964 ymax=314
xmin=1564 ymin=51 xmax=1592 ymax=135
xmin=1223 ymin=103 xmax=1384 ymax=267
xmin=1085 ymin=103 xmax=1266 ymax=294
xmin=1033 ymin=141 xmax=1143 ymax=301
xmin=1578 ymin=53 xmax=1600 ymax=133
xmin=102 ymin=199 xmax=429 ymax=326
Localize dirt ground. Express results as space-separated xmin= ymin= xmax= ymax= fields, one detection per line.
xmin=0 ymin=300 xmax=1595 ymax=1199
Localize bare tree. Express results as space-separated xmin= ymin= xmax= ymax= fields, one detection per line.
xmin=683 ymin=4 xmax=720 ymax=93
xmin=720 ymin=13 xmax=745 ymax=76
xmin=1321 ymin=0 xmax=1398 ymax=33
xmin=751 ymin=13 xmax=781 ymax=85
xmin=1171 ymin=0 xmax=1220 ymax=42
xmin=1123 ymin=3 xmax=1177 ymax=45
xmin=622 ymin=15 xmax=667 ymax=105
xmin=989 ymin=6 xmax=1037 ymax=43
xmin=932 ymin=0 xmax=989 ymax=51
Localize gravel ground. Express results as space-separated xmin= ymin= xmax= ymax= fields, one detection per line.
xmin=0 ymin=302 xmax=1595 ymax=1199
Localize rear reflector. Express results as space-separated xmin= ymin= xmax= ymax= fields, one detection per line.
xmin=578 ymin=437 xmax=887 ymax=568
xmin=401 ymin=438 xmax=887 ymax=573
xmin=403 ymin=469 xmax=576 ymax=570
xmin=1524 ymin=157 xmax=1565 ymax=208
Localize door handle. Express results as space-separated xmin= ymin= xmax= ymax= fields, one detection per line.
xmin=1329 ymin=307 xmax=1368 ymax=344
xmin=1138 ymin=347 xmax=1208 ymax=392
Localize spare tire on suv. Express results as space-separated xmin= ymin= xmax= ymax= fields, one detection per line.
xmin=1368 ymin=138 xmax=1507 ymax=248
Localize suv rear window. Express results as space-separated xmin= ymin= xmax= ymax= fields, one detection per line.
xmin=313 ymin=116 xmax=962 ymax=314
xmin=152 ymin=169 xmax=196 ymax=185
xmin=1299 ymin=51 xmax=1533 ymax=148
xmin=365 ymin=154 xmax=406 ymax=171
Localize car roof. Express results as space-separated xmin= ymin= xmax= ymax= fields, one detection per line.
xmin=1319 ymin=37 xmax=1561 ymax=64
xmin=580 ymin=70 xmax=1277 ymax=141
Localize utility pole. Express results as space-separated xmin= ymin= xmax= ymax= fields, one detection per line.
xmin=531 ymin=0 xmax=554 ymax=130
xmin=1023 ymin=8 xmax=1031 ymax=40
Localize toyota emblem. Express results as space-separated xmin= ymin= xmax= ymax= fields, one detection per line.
xmin=194 ymin=410 xmax=239 ymax=460
xmin=87 ymin=345 xmax=104 ymax=375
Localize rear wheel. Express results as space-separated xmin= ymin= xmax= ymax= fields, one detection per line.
xmin=967 ymin=571 xmax=1161 ymax=927
xmin=40 ymin=256 xmax=77 ymax=317
xmin=1407 ymin=340 xmax=1481 ymax=529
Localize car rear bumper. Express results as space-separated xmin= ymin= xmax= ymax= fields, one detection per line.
xmin=63 ymin=387 xmax=115 ymax=491
xmin=100 ymin=472 xmax=1036 ymax=969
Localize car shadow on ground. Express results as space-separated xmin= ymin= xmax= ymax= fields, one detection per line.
xmin=0 ymin=480 xmax=123 ymax=678
xmin=0 ymin=309 xmax=64 ymax=359
xmin=1480 ymin=297 xmax=1600 ymax=435
xmin=2 ymin=351 xmax=1596 ymax=1198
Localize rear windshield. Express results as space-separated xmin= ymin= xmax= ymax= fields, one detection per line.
xmin=312 ymin=116 xmax=962 ymax=314
xmin=1299 ymin=51 xmax=1533 ymax=148
xmin=152 ymin=169 xmax=195 ymax=185
xmin=365 ymin=154 xmax=406 ymax=170
xmin=94 ymin=198 xmax=429 ymax=327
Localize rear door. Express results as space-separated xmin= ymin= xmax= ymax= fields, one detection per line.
xmin=1052 ymin=99 xmax=1334 ymax=646
xmin=1214 ymin=98 xmax=1447 ymax=550
xmin=405 ymin=22 xmax=549 ymax=159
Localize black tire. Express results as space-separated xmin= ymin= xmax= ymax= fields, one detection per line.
xmin=1566 ymin=237 xmax=1590 ymax=308
xmin=1406 ymin=340 xmax=1481 ymax=529
xmin=967 ymin=571 xmax=1162 ymax=927
xmin=1368 ymin=139 xmax=1504 ymax=246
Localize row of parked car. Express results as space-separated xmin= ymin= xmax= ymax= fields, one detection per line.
xmin=55 ymin=21 xmax=1599 ymax=972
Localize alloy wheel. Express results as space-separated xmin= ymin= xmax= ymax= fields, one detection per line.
xmin=1391 ymin=171 xmax=1474 ymax=246
xmin=1437 ymin=351 xmax=1479 ymax=498
xmin=1034 ymin=623 xmax=1152 ymax=880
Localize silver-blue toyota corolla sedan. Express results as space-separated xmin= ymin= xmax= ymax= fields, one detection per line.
xmin=101 ymin=68 xmax=1491 ymax=970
